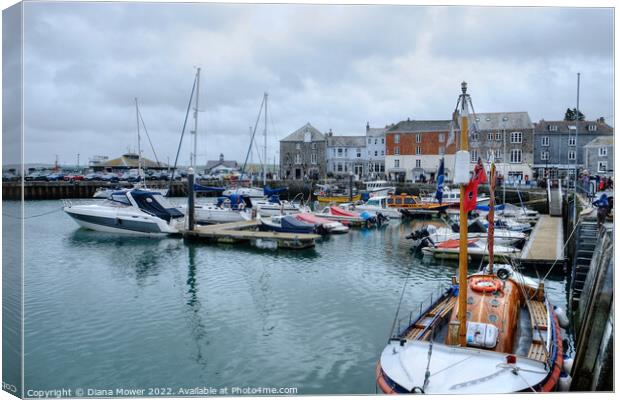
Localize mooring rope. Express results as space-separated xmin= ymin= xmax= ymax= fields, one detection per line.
xmin=2 ymin=207 xmax=63 ymax=220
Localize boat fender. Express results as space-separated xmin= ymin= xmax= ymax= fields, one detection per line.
xmin=554 ymin=306 xmax=569 ymax=329
xmin=558 ymin=372 xmax=571 ymax=391
xmin=365 ymin=219 xmax=372 ymax=229
xmin=562 ymin=356 xmax=574 ymax=375
xmin=453 ymin=150 xmax=471 ymax=184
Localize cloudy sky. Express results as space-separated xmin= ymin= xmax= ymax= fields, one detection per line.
xmin=6 ymin=1 xmax=616 ymax=166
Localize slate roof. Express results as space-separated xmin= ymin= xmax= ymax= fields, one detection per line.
xmin=584 ymin=136 xmax=614 ymax=148
xmin=387 ymin=120 xmax=451 ymax=133
xmin=103 ymin=153 xmax=166 ymax=169
xmin=327 ymin=135 xmax=366 ymax=147
xmin=534 ymin=120 xmax=614 ymax=135
xmin=280 ymin=123 xmax=326 ymax=142
xmin=366 ymin=127 xmax=387 ymax=137
xmin=470 ymin=112 xmax=533 ymax=131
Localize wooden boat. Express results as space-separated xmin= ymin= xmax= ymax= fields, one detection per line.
xmin=387 ymin=194 xmax=449 ymax=217
xmin=420 ymin=186 xmax=490 ymax=208
xmin=316 ymin=193 xmax=361 ymax=203
xmin=376 ymin=82 xmax=562 ymax=394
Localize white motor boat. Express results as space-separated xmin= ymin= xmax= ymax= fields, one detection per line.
xmin=183 ymin=195 xmax=254 ymax=224
xmin=64 ymin=189 xmax=184 ymax=235
xmin=363 ymin=180 xmax=396 ymax=198
xmin=93 ymin=186 xmax=168 ymax=199
xmin=344 ymin=196 xmax=401 ymax=219
xmin=254 ymin=198 xmax=310 ymax=217
xmin=420 ymin=237 xmax=520 ymax=261
xmin=222 ymin=186 xmax=265 ymax=199
xmin=409 ymin=224 xmax=526 ymax=247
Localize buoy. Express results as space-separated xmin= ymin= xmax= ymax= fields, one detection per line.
xmin=563 ymin=356 xmax=574 ymax=375
xmin=554 ymin=306 xmax=569 ymax=329
xmin=558 ymin=371 xmax=572 ymax=391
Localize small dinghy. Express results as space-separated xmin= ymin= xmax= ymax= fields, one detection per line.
xmin=259 ymin=215 xmax=315 ymax=234
xmin=295 ymin=213 xmax=349 ymax=234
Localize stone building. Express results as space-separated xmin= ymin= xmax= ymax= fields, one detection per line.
xmin=326 ymin=131 xmax=367 ymax=179
xmin=365 ymin=123 xmax=387 ymax=179
xmin=468 ymin=112 xmax=535 ymax=185
xmin=533 ymin=118 xmax=614 ymax=181
xmin=584 ymin=136 xmax=614 ymax=177
xmin=279 ymin=123 xmax=327 ymax=180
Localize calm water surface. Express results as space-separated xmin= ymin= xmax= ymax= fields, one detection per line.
xmin=12 ymin=199 xmax=571 ymax=395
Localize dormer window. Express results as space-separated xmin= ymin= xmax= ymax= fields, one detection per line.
xmin=549 ymin=125 xmax=558 ymax=132
xmin=588 ymin=124 xmax=597 ymax=132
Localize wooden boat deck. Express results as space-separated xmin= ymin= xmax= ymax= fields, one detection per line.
xmin=527 ymin=300 xmax=549 ymax=362
xmin=405 ymin=296 xmax=456 ymax=341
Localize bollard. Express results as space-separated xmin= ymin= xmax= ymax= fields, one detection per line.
xmin=187 ymin=168 xmax=195 ymax=231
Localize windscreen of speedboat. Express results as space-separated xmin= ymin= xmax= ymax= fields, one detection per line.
xmin=131 ymin=191 xmax=184 ymax=221
xmin=106 ymin=192 xmax=132 ymax=207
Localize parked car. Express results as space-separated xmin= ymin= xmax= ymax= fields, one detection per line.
xmin=2 ymin=172 xmax=19 ymax=182
xmin=101 ymin=173 xmax=120 ymax=182
xmin=25 ymin=171 xmax=49 ymax=181
xmin=46 ymin=172 xmax=65 ymax=181
xmin=84 ymin=173 xmax=103 ymax=181
xmin=63 ymin=174 xmax=84 ymax=182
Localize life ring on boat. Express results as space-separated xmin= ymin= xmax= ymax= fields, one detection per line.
xmin=470 ymin=276 xmax=502 ymax=293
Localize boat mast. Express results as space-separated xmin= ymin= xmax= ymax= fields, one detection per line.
xmin=487 ymin=162 xmax=496 ymax=274
xmin=135 ymin=97 xmax=143 ymax=185
xmin=263 ymin=92 xmax=268 ymax=186
xmin=457 ymin=82 xmax=470 ymax=347
xmin=192 ymin=67 xmax=201 ymax=169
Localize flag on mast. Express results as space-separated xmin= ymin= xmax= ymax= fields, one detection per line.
xmin=435 ymin=158 xmax=445 ymax=204
xmin=463 ymin=157 xmax=487 ymax=212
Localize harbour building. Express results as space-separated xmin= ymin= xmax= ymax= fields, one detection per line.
xmin=279 ymin=123 xmax=327 ymax=180
xmin=533 ymin=118 xmax=614 ymax=182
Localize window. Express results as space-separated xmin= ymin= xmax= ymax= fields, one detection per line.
xmin=368 ymin=138 xmax=371 ymax=144
xmin=549 ymin=125 xmax=558 ymax=132
xmin=295 ymin=143 xmax=301 ymax=150
xmin=541 ymin=151 xmax=549 ymax=161
xmin=438 ymin=133 xmax=445 ymax=143
xmin=394 ymin=134 xmax=400 ymax=144
xmin=374 ymin=151 xmax=378 ymax=157
xmin=568 ymin=150 xmax=576 ymax=160
xmin=337 ymin=163 xmax=343 ymax=172
xmin=541 ymin=136 xmax=549 ymax=146
xmin=568 ymin=137 xmax=576 ymax=146
xmin=416 ymin=133 xmax=421 ymax=143
xmin=415 ymin=159 xmax=421 ymax=168
xmin=510 ymin=149 xmax=522 ymax=163
xmin=496 ymin=132 xmax=502 ymax=141
xmin=356 ymin=148 xmax=361 ymax=158
xmin=416 ymin=146 xmax=421 ymax=155
xmin=472 ymin=132 xmax=479 ymax=141
xmin=312 ymin=142 xmax=317 ymax=149
xmin=375 ymin=138 xmax=378 ymax=145
xmin=487 ymin=132 xmax=493 ymax=141
xmin=295 ymin=153 xmax=302 ymax=164
xmin=486 ymin=149 xmax=494 ymax=161
xmin=381 ymin=150 xmax=384 ymax=156
xmin=381 ymin=138 xmax=385 ymax=144
xmin=337 ymin=148 xmax=343 ymax=157
xmin=510 ymin=132 xmax=522 ymax=143
xmin=344 ymin=148 xmax=348 ymax=156
xmin=394 ymin=159 xmax=400 ymax=168
xmin=599 ymin=147 xmax=608 ymax=157
xmin=439 ymin=146 xmax=445 ymax=155
xmin=470 ymin=149 xmax=478 ymax=163
xmin=495 ymin=149 xmax=502 ymax=160
xmin=311 ymin=153 xmax=317 ymax=164
xmin=598 ymin=161 xmax=607 ymax=173
xmin=588 ymin=124 xmax=597 ymax=132
xmin=394 ymin=146 xmax=400 ymax=155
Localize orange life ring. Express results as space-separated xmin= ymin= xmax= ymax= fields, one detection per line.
xmin=470 ymin=276 xmax=502 ymax=293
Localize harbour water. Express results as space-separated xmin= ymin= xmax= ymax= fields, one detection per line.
xmin=10 ymin=199 xmax=572 ymax=395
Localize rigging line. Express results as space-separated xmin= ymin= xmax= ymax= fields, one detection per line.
xmin=240 ymin=96 xmax=266 ymax=177
xmin=387 ymin=265 xmax=415 ymax=341
xmin=168 ymin=73 xmax=198 ymax=193
xmin=2 ymin=207 xmax=63 ymax=220
xmin=537 ymin=220 xmax=580 ymax=284
xmin=137 ymin=105 xmax=161 ymax=167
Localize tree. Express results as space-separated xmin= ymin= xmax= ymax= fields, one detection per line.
xmin=564 ymin=108 xmax=585 ymax=121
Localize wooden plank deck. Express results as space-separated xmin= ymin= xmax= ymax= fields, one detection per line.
xmin=520 ymin=215 xmax=564 ymax=262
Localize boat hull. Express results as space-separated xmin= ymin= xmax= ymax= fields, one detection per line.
xmin=64 ymin=207 xmax=172 ymax=236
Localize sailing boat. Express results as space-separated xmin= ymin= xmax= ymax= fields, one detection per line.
xmin=376 ymin=82 xmax=562 ymax=394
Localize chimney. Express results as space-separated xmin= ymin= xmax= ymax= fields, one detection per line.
xmin=597 ymin=116 xmax=605 ymax=123
xmin=366 ymin=121 xmax=370 ymax=132
xmin=407 ymin=117 xmax=410 ymax=122
xmin=219 ymin=153 xmax=224 ymax=161
xmin=328 ymin=128 xmax=333 ymax=137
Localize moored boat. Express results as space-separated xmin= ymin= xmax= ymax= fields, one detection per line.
xmin=294 ymin=213 xmax=349 ymax=234
xmin=387 ymin=194 xmax=449 ymax=218
xmin=376 ymin=82 xmax=562 ymax=394
xmin=344 ymin=196 xmax=402 ymax=219
xmin=259 ymin=215 xmax=316 ymax=234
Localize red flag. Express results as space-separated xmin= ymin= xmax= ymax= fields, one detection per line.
xmin=463 ymin=158 xmax=487 ymax=212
